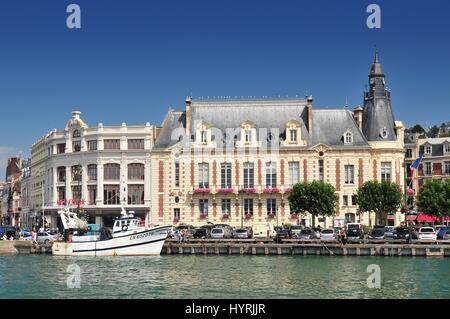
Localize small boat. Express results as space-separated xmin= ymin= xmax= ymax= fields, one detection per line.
xmin=52 ymin=207 xmax=171 ymax=256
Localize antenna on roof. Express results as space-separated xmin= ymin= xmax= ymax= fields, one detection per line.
xmin=345 ymin=96 xmax=348 ymax=108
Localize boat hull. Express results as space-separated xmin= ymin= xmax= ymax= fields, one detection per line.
xmin=52 ymin=226 xmax=171 ymax=257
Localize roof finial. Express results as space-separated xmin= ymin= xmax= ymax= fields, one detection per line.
xmin=374 ymin=45 xmax=379 ymax=64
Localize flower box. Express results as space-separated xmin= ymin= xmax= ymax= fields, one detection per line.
xmin=199 ymin=214 xmax=208 ymax=219
xmin=263 ymin=188 xmax=280 ymax=194
xmin=194 ymin=188 xmax=211 ymax=194
xmin=267 ymin=213 xmax=276 ymax=219
xmin=284 ymin=188 xmax=293 ymax=194
xmin=239 ymin=188 xmax=256 ymax=194
xmin=218 ymin=188 xmax=234 ymax=194
xmin=222 ymin=214 xmax=230 ymax=219
xmin=245 ymin=214 xmax=253 ymax=220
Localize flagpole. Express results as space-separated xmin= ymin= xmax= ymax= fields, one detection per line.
xmin=42 ymin=182 xmax=45 ymax=232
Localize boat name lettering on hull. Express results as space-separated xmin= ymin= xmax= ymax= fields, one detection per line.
xmin=130 ymin=232 xmax=154 ymax=241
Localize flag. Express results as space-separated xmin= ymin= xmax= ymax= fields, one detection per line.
xmin=410 ymin=155 xmax=424 ymax=170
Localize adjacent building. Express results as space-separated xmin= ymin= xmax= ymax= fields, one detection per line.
xmin=151 ymin=53 xmax=406 ymax=228
xmin=25 ymin=111 xmax=157 ymax=228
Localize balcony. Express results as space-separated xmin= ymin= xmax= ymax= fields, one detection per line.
xmin=194 ymin=188 xmax=211 ymax=194
xmin=263 ymin=187 xmax=280 ymax=194
xmin=218 ymin=188 xmax=234 ymax=194
xmin=239 ymin=188 xmax=256 ymax=194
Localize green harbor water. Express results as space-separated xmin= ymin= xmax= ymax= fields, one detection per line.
xmin=0 ymin=255 xmax=449 ymax=299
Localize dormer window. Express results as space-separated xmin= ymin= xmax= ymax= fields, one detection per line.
xmin=344 ymin=131 xmax=353 ymax=144
xmin=290 ymin=129 xmax=297 ymax=143
xmin=73 ymin=130 xmax=81 ymax=138
xmin=245 ymin=130 xmax=252 ymax=143
xmin=380 ymin=127 xmax=389 ymax=139
xmin=201 ymin=131 xmax=207 ymax=143
xmin=424 ymin=145 xmax=432 ymax=155
xmin=444 ymin=143 xmax=450 ymax=154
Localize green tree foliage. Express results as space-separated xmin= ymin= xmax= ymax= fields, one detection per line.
xmin=427 ymin=125 xmax=440 ymax=138
xmin=416 ymin=179 xmax=450 ymax=224
xmin=356 ymin=181 xmax=403 ymax=226
xmin=410 ymin=124 xmax=426 ymax=134
xmin=288 ymin=181 xmax=338 ymax=227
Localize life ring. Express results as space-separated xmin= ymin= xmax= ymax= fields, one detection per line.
xmin=122 ymin=225 xmax=128 ymax=232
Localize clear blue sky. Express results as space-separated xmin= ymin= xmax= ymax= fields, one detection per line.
xmin=1 ymin=0 xmax=450 ymax=178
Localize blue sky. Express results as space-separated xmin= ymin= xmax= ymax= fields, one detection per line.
xmin=0 ymin=0 xmax=449 ymax=178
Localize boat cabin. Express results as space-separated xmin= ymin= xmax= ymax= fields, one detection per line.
xmin=113 ymin=217 xmax=142 ymax=233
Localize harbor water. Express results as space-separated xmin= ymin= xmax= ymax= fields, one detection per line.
xmin=0 ymin=255 xmax=449 ymax=299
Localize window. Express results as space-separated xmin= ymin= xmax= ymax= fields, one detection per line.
xmin=71 ymin=166 xmax=82 ymax=182
xmin=266 ymin=162 xmax=277 ymax=188
xmin=57 ymin=167 xmax=66 ymax=182
xmin=71 ymin=186 xmax=82 ymax=202
xmin=57 ymin=187 xmax=66 ymax=201
xmin=73 ymin=130 xmax=81 ymax=138
xmin=198 ymin=163 xmax=209 ymax=189
xmin=128 ymin=185 xmax=144 ymax=205
xmin=345 ymin=213 xmax=355 ymax=223
xmin=128 ymin=163 xmax=144 ymax=180
xmin=88 ymin=185 xmax=97 ymax=205
xmin=381 ymin=162 xmax=392 ymax=182
xmin=72 ymin=140 xmax=81 ymax=152
xmin=444 ymin=162 xmax=450 ymax=175
xmin=245 ymin=130 xmax=252 ymax=143
xmin=424 ymin=162 xmax=432 ymax=176
xmin=175 ymin=162 xmax=180 ymax=187
xmin=445 ymin=144 xmax=450 ymax=154
xmin=222 ymin=199 xmax=231 ymax=216
xmin=128 ymin=139 xmax=145 ymax=150
xmin=174 ymin=209 xmax=181 ymax=220
xmin=288 ymin=162 xmax=299 ymax=187
xmin=345 ymin=165 xmax=354 ymax=184
xmin=244 ymin=199 xmax=254 ymax=215
xmin=318 ymin=160 xmax=324 ymax=181
xmin=200 ymin=131 xmax=207 ymax=143
xmin=104 ymin=139 xmax=121 ymax=150
xmin=405 ymin=149 xmax=412 ymax=158
xmin=104 ymin=185 xmax=120 ymax=205
xmin=104 ymin=164 xmax=120 ymax=180
xmin=380 ymin=127 xmax=389 ymax=139
xmin=243 ymin=162 xmax=254 ymax=189
xmin=87 ymin=165 xmax=97 ymax=181
xmin=221 ymin=163 xmax=232 ymax=189
xmin=57 ymin=144 xmax=66 ymax=154
xmin=351 ymin=195 xmax=357 ymax=206
xmin=424 ymin=145 xmax=432 ymax=155
xmin=344 ymin=132 xmax=353 ymax=144
xmin=290 ymin=129 xmax=297 ymax=143
xmin=87 ymin=140 xmax=97 ymax=151
xmin=199 ymin=199 xmax=209 ymax=216
xmin=267 ymin=199 xmax=277 ymax=215
xmin=343 ymin=195 xmax=348 ymax=206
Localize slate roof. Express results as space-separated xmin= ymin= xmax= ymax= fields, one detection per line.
xmin=419 ymin=138 xmax=450 ymax=157
xmin=153 ymin=111 xmax=186 ymax=149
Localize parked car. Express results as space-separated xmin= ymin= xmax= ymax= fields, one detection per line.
xmin=384 ymin=226 xmax=396 ymax=239
xmin=441 ymin=229 xmax=450 ymax=240
xmin=437 ymin=226 xmax=449 ymax=240
xmin=252 ymin=223 xmax=277 ymax=239
xmin=368 ymin=228 xmax=385 ymax=239
xmin=37 ymin=232 xmax=60 ymax=244
xmin=0 ymin=226 xmax=17 ymax=239
xmin=210 ymin=227 xmax=232 ymax=239
xmin=193 ymin=227 xmax=211 ymax=239
xmin=395 ymin=226 xmax=412 ymax=240
xmin=416 ymin=227 xmax=437 ymax=241
xmin=296 ymin=228 xmax=318 ymax=240
xmin=290 ymin=225 xmax=304 ymax=238
xmin=274 ymin=227 xmax=291 ymax=242
xmin=346 ymin=223 xmax=364 ymax=239
xmin=320 ymin=228 xmax=337 ymax=241
xmin=232 ymin=228 xmax=252 ymax=239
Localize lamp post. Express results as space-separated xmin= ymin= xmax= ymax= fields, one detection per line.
xmin=240 ymin=186 xmax=244 ymax=229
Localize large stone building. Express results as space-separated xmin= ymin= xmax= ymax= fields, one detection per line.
xmin=151 ymin=53 xmax=406 ymax=228
xmin=25 ymin=112 xmax=157 ymax=228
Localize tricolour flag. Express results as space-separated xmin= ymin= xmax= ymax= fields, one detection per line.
xmin=410 ymin=154 xmax=424 ymax=170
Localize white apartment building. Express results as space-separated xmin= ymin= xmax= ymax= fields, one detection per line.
xmin=27 ymin=111 xmax=157 ymax=229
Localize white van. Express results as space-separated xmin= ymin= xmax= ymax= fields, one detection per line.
xmin=252 ymin=223 xmax=277 ymax=239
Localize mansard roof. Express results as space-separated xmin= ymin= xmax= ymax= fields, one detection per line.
xmin=153 ymin=111 xmax=186 ymax=149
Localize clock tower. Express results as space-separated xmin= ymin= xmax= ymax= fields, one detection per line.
xmin=362 ymin=50 xmax=397 ymax=142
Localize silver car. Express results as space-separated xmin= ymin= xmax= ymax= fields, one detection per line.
xmin=37 ymin=232 xmax=60 ymax=244
xmin=320 ymin=228 xmax=337 ymax=241
xmin=232 ymin=228 xmax=251 ymax=239
xmin=210 ymin=227 xmax=232 ymax=239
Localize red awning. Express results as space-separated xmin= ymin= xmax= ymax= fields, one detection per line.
xmin=416 ymin=214 xmax=450 ymax=223
xmin=388 ymin=215 xmax=395 ymax=220
xmin=407 ymin=215 xmax=417 ymax=221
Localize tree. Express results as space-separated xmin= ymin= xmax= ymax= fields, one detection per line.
xmin=288 ymin=181 xmax=338 ymax=227
xmin=410 ymin=124 xmax=426 ymax=134
xmin=416 ymin=179 xmax=450 ymax=225
xmin=427 ymin=125 xmax=440 ymax=138
xmin=356 ymin=181 xmax=403 ymax=226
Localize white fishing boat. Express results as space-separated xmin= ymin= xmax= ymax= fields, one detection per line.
xmin=52 ymin=207 xmax=171 ymax=256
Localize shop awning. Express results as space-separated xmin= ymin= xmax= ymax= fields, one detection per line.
xmin=416 ymin=214 xmax=450 ymax=223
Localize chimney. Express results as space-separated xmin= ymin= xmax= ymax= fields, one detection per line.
xmin=307 ymin=96 xmax=313 ymax=133
xmin=185 ymin=96 xmax=192 ymax=133
xmin=353 ymin=105 xmax=363 ymax=130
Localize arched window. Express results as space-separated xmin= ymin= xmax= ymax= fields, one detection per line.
xmin=128 ymin=163 xmax=145 ymax=180
xmin=73 ymin=130 xmax=81 ymax=138
xmin=344 ymin=132 xmax=353 ymax=144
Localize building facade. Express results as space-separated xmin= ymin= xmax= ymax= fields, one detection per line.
xmin=151 ymin=54 xmax=406 ymax=228
xmin=26 ymin=111 xmax=157 ymax=228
